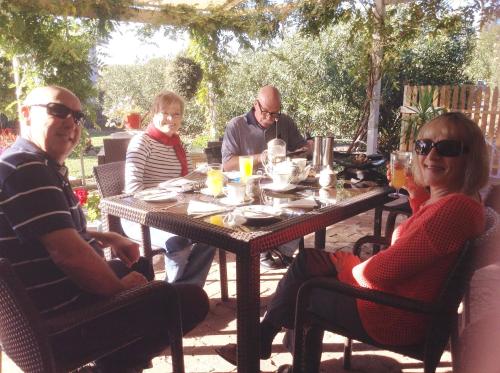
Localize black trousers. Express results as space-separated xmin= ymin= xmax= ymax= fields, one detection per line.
xmin=50 ymin=258 xmax=209 ymax=372
xmin=263 ymin=249 xmax=371 ymax=343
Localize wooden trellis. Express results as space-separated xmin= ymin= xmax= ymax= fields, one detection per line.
xmin=400 ymin=84 xmax=500 ymax=180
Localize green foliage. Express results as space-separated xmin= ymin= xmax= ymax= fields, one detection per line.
xmin=402 ymin=87 xmax=445 ymax=149
xmin=166 ymin=56 xmax=203 ymax=101
xmin=214 ymin=23 xmax=373 ymax=140
xmin=98 ymin=58 xmax=167 ymax=125
xmin=85 ymin=191 xmax=101 ymax=222
xmin=0 ymin=1 xmax=112 ymax=121
xmin=465 ymin=24 xmax=500 ymax=86
xmin=0 ymin=57 xmax=16 ymax=119
xmin=98 ymin=58 xmax=206 ymax=137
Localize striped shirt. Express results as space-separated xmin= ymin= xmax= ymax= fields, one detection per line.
xmin=125 ymin=132 xmax=193 ymax=193
xmin=0 ymin=138 xmax=97 ymax=316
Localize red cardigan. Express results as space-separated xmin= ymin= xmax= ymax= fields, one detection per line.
xmin=339 ymin=193 xmax=485 ymax=346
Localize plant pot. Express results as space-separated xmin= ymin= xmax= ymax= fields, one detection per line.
xmin=124 ymin=113 xmax=141 ymax=129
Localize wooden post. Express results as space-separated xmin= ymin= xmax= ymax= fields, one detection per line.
xmin=366 ymin=0 xmax=385 ymax=155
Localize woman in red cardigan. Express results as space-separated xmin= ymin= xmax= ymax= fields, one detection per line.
xmin=217 ymin=112 xmax=490 ymax=365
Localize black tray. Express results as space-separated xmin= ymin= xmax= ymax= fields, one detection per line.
xmin=334 ymin=152 xmax=385 ymax=169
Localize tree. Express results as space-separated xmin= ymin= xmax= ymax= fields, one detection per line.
xmin=295 ymin=0 xmax=476 ymax=153
xmin=0 ymin=1 xmax=111 ymax=120
xmin=166 ymin=56 xmax=203 ymax=101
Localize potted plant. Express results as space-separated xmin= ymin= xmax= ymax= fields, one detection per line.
xmin=74 ymin=187 xmax=102 ymax=230
xmin=103 ymin=97 xmax=144 ymax=130
xmin=401 ymin=87 xmax=445 ymax=150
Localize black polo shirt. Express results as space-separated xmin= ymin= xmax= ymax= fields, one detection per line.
xmin=0 ymin=138 xmax=97 ymax=316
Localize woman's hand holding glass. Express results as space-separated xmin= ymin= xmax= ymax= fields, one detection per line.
xmin=388 ymin=151 xmax=412 ymax=198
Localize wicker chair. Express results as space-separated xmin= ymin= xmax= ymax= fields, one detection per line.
xmin=353 ymin=198 xmax=412 ymax=257
xmin=292 ymin=240 xmax=475 ymax=373
xmin=93 ymin=161 xmax=229 ymax=301
xmin=0 ymin=258 xmax=185 ymax=373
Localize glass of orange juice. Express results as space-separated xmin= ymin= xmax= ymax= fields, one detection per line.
xmin=239 ymin=155 xmax=253 ymax=183
xmin=206 ymin=163 xmax=224 ymax=197
xmin=389 ymin=151 xmax=412 ymax=198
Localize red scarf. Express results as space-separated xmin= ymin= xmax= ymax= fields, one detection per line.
xmin=146 ymin=123 xmax=189 ymax=176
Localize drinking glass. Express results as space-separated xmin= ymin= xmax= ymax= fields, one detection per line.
xmin=239 ymin=155 xmax=253 ymax=183
xmin=206 ymin=163 xmax=224 ymax=197
xmin=389 ymin=151 xmax=412 ymax=198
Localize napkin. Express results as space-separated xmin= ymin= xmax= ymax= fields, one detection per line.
xmin=279 ymin=198 xmax=317 ymax=209
xmin=159 ymin=178 xmax=195 ymax=188
xmin=187 ymin=200 xmax=227 ymax=215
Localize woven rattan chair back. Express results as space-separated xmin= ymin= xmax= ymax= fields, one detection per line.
xmin=103 ymin=137 xmax=131 ymax=164
xmin=292 ymin=240 xmax=476 ymax=373
xmin=0 ymin=258 xmax=57 ymax=373
xmin=93 ymin=161 xmax=126 ymax=237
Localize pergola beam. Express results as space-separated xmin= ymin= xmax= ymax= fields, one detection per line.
xmin=14 ymin=0 xmax=291 ymax=26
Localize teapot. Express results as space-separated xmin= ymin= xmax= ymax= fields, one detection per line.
xmin=261 ymin=138 xmax=287 ymax=176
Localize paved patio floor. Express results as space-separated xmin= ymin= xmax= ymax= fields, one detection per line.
xmin=2 ymin=209 xmax=453 ymax=373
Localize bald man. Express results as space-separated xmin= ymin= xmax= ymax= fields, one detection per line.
xmin=0 ymin=86 xmax=208 ymax=373
xmin=222 ymin=85 xmax=311 ymax=172
xmin=222 ymin=86 xmax=311 ymax=269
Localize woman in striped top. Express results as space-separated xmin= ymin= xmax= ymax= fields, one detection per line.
xmin=122 ymin=91 xmax=215 ymax=287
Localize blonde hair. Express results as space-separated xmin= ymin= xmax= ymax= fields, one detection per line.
xmin=150 ymin=91 xmax=185 ymax=115
xmin=412 ymin=112 xmax=490 ymax=196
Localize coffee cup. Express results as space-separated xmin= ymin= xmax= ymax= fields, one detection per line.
xmin=224 ymin=182 xmax=247 ymax=202
xmin=291 ymin=157 xmax=307 ymax=171
xmin=272 ymin=171 xmax=292 ymax=187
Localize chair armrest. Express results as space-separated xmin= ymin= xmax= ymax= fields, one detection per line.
xmin=45 ymin=280 xmax=176 ymax=335
xmin=298 ymin=277 xmax=438 ymax=315
xmin=353 ymin=235 xmax=390 ymax=249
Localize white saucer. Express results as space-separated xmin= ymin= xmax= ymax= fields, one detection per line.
xmin=219 ymin=197 xmax=253 ymax=206
xmin=199 ymin=187 xmax=224 ymax=197
xmin=262 ymin=183 xmax=297 ymax=192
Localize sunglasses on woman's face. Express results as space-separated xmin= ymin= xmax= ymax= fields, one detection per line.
xmin=414 ymin=139 xmax=468 ymax=157
xmin=30 ymin=102 xmax=85 ymax=125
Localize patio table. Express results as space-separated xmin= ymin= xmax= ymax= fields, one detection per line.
xmin=101 ymin=183 xmax=391 ymax=373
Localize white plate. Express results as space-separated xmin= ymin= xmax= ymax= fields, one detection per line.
xmin=262 ymin=183 xmax=297 ymax=192
xmin=199 ymin=187 xmax=224 ymax=197
xmin=236 ymin=205 xmax=282 ymax=220
xmin=219 ymin=197 xmax=253 ymax=206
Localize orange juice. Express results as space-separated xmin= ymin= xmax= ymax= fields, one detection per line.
xmin=239 ymin=156 xmax=253 ymax=183
xmin=207 ymin=168 xmax=224 ymax=196
xmin=391 ymin=165 xmax=406 ymax=189
xmin=209 ymin=215 xmax=224 ymax=226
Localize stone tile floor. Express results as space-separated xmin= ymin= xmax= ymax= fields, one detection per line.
xmin=2 ymin=210 xmax=453 ymax=373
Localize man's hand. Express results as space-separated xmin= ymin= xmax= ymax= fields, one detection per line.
xmin=120 ymin=271 xmax=148 ymax=289
xmin=108 ymin=233 xmax=140 ymax=268
xmin=329 ymin=251 xmax=360 ymax=273
xmin=90 ymin=231 xmax=140 ymax=268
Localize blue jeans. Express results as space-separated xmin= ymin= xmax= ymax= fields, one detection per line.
xmin=277 ymin=238 xmax=300 ymax=257
xmin=121 ymin=219 xmax=216 ymax=287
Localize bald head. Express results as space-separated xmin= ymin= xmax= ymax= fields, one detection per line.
xmin=257 ymin=86 xmax=281 ymax=108
xmin=23 ymin=86 xmax=81 ymax=112
xmin=21 ymin=86 xmax=82 ymax=164
xmin=254 ymin=85 xmax=282 ymax=128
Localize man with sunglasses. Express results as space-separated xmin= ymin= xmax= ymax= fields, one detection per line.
xmin=0 ymin=86 xmax=209 ymax=373
xmin=222 ymin=85 xmax=311 ymax=269
xmin=222 ymin=85 xmax=310 ymax=172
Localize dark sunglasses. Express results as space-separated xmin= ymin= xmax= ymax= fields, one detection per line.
xmin=256 ymin=100 xmax=281 ymax=119
xmin=30 ymin=102 xmax=85 ymax=125
xmin=414 ymin=139 xmax=468 ymax=157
